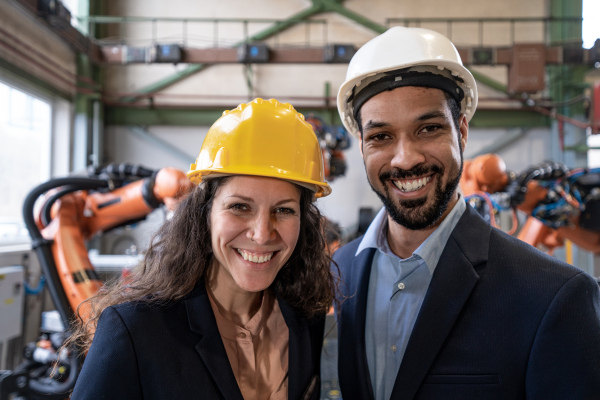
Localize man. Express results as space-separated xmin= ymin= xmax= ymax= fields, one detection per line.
xmin=333 ymin=26 xmax=600 ymax=400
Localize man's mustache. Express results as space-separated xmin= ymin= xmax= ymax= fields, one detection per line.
xmin=379 ymin=164 xmax=442 ymax=182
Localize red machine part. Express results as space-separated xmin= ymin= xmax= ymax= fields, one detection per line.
xmin=460 ymin=154 xmax=509 ymax=195
xmin=592 ymin=81 xmax=600 ymax=135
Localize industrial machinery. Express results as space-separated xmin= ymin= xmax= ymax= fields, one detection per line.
xmin=460 ymin=153 xmax=600 ymax=255
xmin=0 ymin=163 xmax=193 ymax=399
xmin=305 ymin=113 xmax=351 ymax=182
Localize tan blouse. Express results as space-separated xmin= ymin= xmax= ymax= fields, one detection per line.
xmin=207 ymin=289 xmax=289 ymax=400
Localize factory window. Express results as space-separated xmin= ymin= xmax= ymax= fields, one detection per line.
xmin=583 ymin=0 xmax=600 ymax=49
xmin=0 ymin=81 xmax=52 ymax=245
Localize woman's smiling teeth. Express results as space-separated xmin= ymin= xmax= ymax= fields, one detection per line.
xmin=237 ymin=249 xmax=274 ymax=263
xmin=393 ymin=176 xmax=431 ymax=192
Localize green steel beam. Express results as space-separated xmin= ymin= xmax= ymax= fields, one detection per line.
xmin=129 ymin=126 xmax=196 ymax=161
xmin=549 ymin=0 xmax=584 ymax=116
xmin=118 ymin=64 xmax=207 ymax=103
xmin=470 ymin=129 xmax=527 ymax=157
xmin=243 ymin=4 xmax=326 ymax=42
xmin=106 ymin=107 xmax=227 ymax=126
xmin=320 ymin=1 xmax=508 ymax=94
xmin=315 ymin=0 xmax=386 ymax=34
xmin=106 ymin=106 xmax=342 ymax=126
xmin=114 ymin=1 xmax=509 ymax=107
xmin=118 ymin=4 xmax=325 ymax=103
xmin=106 ymin=106 xmax=550 ymax=128
xmin=469 ymin=69 xmax=507 ymax=93
xmin=470 ymin=110 xmax=550 ymax=128
xmin=563 ymin=145 xmax=600 ymax=152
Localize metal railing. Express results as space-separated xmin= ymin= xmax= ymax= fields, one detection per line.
xmin=78 ymin=16 xmax=330 ymax=48
xmin=386 ymin=17 xmax=583 ymax=46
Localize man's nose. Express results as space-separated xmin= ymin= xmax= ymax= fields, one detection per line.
xmin=390 ymin=136 xmax=426 ymax=171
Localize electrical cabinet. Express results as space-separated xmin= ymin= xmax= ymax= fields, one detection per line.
xmin=0 ymin=266 xmax=24 ymax=343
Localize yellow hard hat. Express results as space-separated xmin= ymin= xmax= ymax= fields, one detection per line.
xmin=187 ymin=98 xmax=332 ymax=198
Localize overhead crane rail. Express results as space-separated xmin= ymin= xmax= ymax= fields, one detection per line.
xmin=80 ymin=16 xmax=330 ymax=48
xmin=386 ymin=17 xmax=584 ymax=46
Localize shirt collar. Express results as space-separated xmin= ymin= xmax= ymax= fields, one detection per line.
xmin=356 ymin=194 xmax=466 ymax=273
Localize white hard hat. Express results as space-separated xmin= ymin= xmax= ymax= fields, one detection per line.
xmin=337 ymin=26 xmax=478 ymax=138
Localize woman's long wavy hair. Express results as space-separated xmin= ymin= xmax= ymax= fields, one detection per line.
xmin=70 ymin=176 xmax=337 ymax=353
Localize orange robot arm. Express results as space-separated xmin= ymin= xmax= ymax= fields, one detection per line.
xmin=461 ymin=154 xmax=600 ymax=255
xmin=35 ymin=167 xmax=193 ymax=319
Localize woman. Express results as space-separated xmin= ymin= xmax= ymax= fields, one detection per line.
xmin=70 ymin=98 xmax=335 ymax=400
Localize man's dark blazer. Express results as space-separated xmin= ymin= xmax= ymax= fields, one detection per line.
xmin=71 ymin=283 xmax=323 ymax=400
xmin=334 ymin=205 xmax=600 ymax=400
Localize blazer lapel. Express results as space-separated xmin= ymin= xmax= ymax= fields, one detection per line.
xmin=279 ymin=298 xmax=313 ymax=400
xmin=185 ymin=285 xmax=244 ymax=400
xmin=338 ymin=247 xmax=377 ymax=400
xmin=390 ymin=206 xmax=490 ymax=399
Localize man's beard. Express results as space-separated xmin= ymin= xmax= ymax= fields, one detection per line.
xmin=369 ymin=159 xmax=463 ymax=231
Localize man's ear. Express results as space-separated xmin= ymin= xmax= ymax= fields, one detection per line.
xmin=356 ymin=114 xmax=365 ymax=157
xmin=458 ymin=113 xmax=468 ymax=150
xmin=359 ymin=134 xmax=364 ymax=157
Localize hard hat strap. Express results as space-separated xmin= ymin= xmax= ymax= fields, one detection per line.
xmin=349 ymin=69 xmax=465 ymax=121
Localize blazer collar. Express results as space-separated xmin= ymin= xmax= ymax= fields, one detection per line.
xmin=278 ymin=297 xmax=315 ymax=400
xmin=186 ymin=283 xmax=314 ymax=400
xmin=185 ymin=284 xmax=245 ymax=400
xmin=390 ymin=205 xmax=490 ymax=399
xmin=338 ymin=246 xmax=377 ymax=400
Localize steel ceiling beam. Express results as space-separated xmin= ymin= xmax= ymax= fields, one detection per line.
xmin=118 ymin=3 xmax=326 ymax=103
xmin=314 ymin=0 xmax=386 ymax=34
xmin=105 ymin=105 xmax=550 ymax=128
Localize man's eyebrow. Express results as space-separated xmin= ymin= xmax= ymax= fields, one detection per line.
xmin=417 ymin=110 xmax=447 ymax=121
xmin=363 ymin=120 xmax=390 ymax=131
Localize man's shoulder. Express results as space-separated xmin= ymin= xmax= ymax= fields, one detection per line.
xmin=332 ymin=235 xmax=364 ymax=262
xmin=485 ymin=225 xmax=592 ymax=287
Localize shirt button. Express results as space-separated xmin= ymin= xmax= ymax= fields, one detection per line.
xmin=238 ymin=332 xmax=247 ymax=338
xmin=397 ymin=282 xmax=405 ymax=290
xmin=391 ymin=345 xmax=397 ymax=352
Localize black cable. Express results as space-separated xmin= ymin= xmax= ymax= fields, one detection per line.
xmin=22 ymin=178 xmax=108 ymax=328
xmin=40 ymin=185 xmax=79 ymax=227
xmin=507 ymin=162 xmax=569 ymax=207
xmin=25 ymin=350 xmax=83 ymax=399
xmin=20 ymin=177 xmax=108 ymax=398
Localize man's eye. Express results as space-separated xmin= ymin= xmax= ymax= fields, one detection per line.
xmin=420 ymin=125 xmax=442 ymax=134
xmin=366 ymin=132 xmax=388 ymax=141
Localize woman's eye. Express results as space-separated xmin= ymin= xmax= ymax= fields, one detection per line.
xmin=275 ymin=207 xmax=296 ymax=215
xmin=229 ymin=203 xmax=249 ymax=212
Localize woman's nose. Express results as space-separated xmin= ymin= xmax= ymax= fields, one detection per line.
xmin=247 ymin=212 xmax=275 ymax=244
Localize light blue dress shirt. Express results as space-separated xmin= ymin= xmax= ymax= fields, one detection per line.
xmin=357 ymin=196 xmax=466 ymax=400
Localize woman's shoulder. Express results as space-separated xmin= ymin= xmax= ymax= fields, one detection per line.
xmin=104 ymin=295 xmax=189 ymax=327
xmin=108 ymin=282 xmax=206 ymax=318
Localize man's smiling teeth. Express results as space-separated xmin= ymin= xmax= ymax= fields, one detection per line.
xmin=393 ymin=176 xmax=431 ymax=192
xmin=237 ymin=249 xmax=273 ymax=263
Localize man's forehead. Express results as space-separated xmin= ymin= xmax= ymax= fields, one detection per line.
xmin=360 ymin=86 xmax=450 ymax=121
